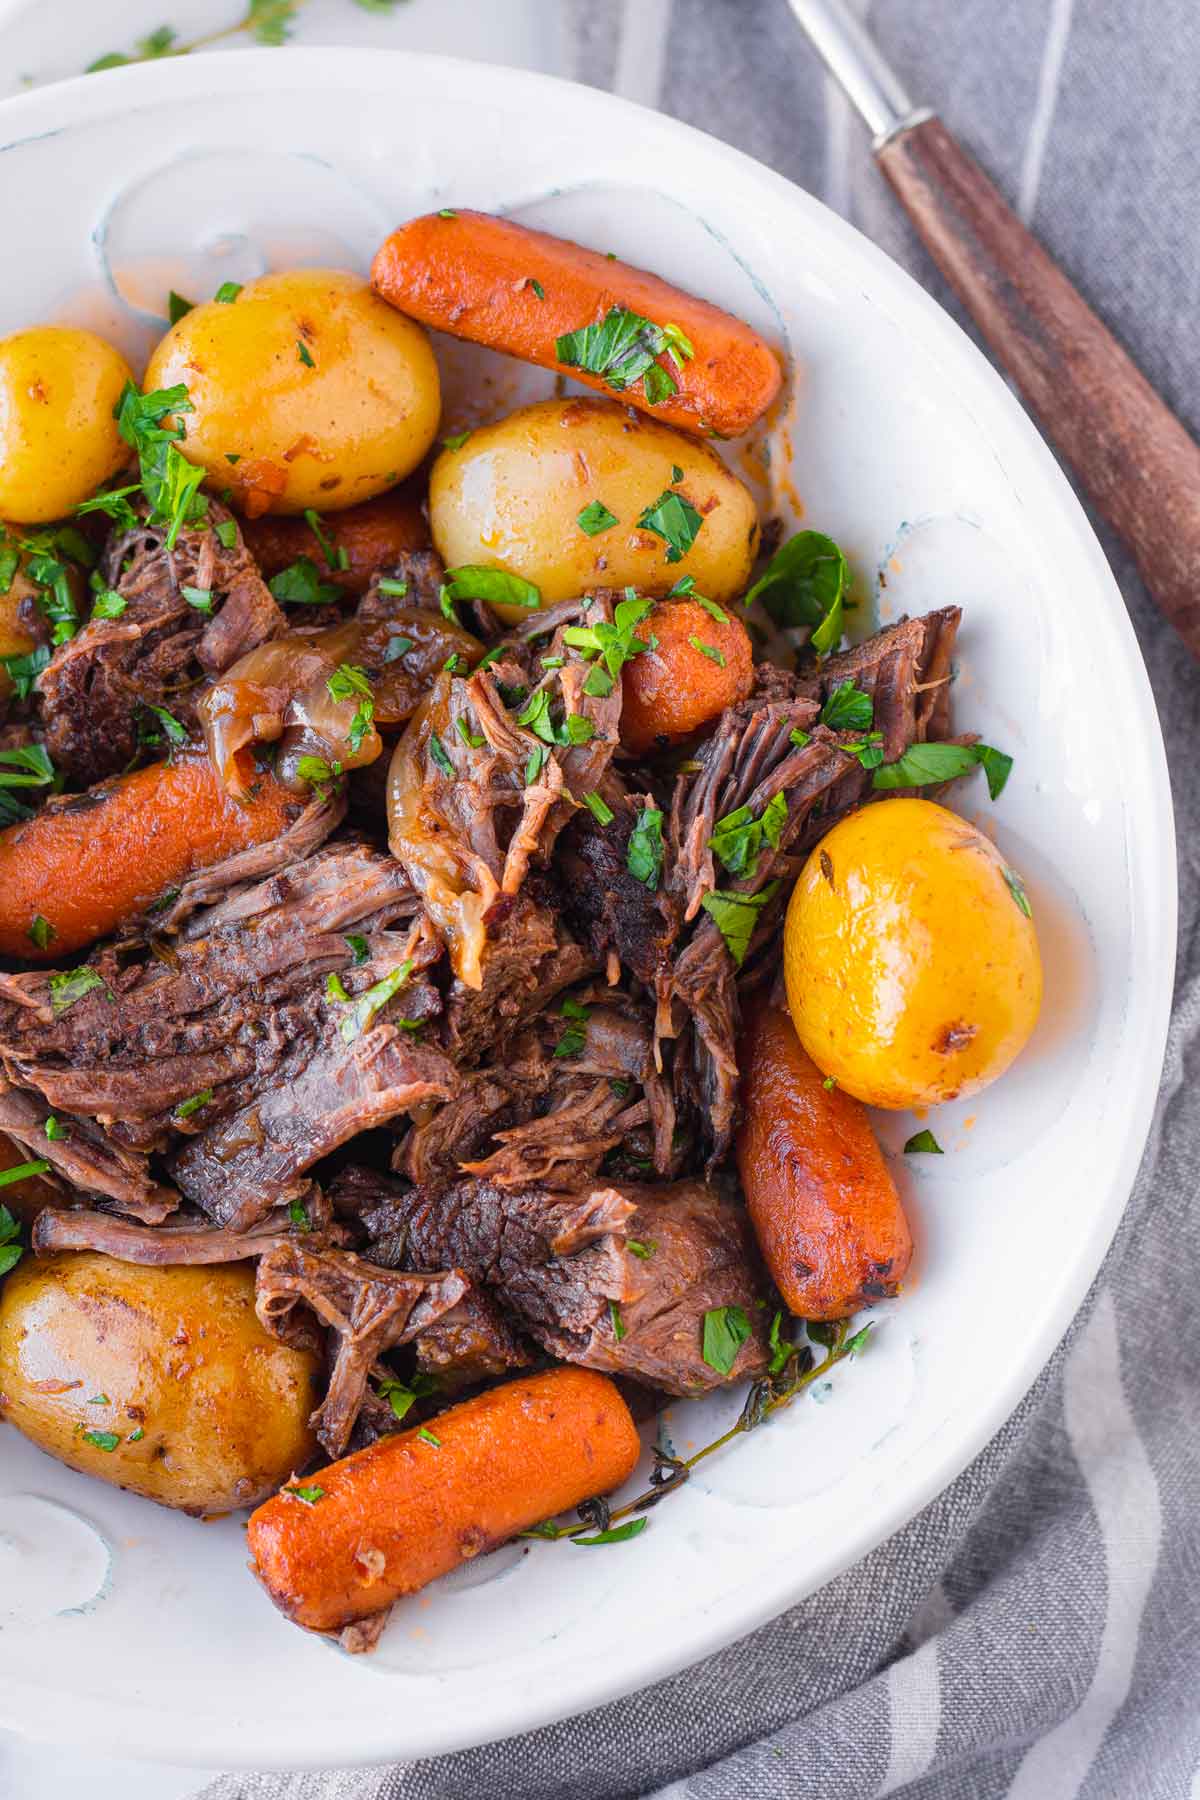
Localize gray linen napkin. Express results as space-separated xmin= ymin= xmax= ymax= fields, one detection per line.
xmin=205 ymin=2 xmax=1200 ymax=1792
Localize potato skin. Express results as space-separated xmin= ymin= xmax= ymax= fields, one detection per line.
xmin=784 ymin=797 xmax=1043 ymax=1108
xmin=0 ymin=1254 xmax=320 ymax=1513
xmin=737 ymin=1002 xmax=912 ymax=1319
xmin=428 ymin=397 xmax=759 ymax=620
xmin=144 ymin=269 xmax=441 ymax=516
xmin=0 ymin=328 xmax=133 ymax=524
xmin=621 ymin=596 xmax=754 ymax=752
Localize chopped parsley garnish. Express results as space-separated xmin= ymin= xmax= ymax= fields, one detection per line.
xmin=0 ymin=743 xmax=56 ymax=796
xmin=145 ymin=704 xmax=187 ymax=746
xmin=326 ymin=973 xmax=351 ymax=1003
xmin=707 ymin=790 xmax=787 ymax=880
xmin=175 ymin=1089 xmax=213 ymax=1119
xmin=626 ymin=1239 xmax=655 ymax=1260
xmin=871 ymin=741 xmax=1014 ymax=796
xmin=0 ymin=1202 xmax=24 ymax=1275
xmin=437 ymin=208 xmax=457 ymax=219
xmin=417 ymin=1427 xmax=442 ymax=1447
xmin=820 ymin=680 xmax=874 ymax=732
xmin=0 ymin=1160 xmax=49 ymax=1193
xmin=904 ymin=1129 xmax=944 ymax=1154
xmin=555 ymin=305 xmax=694 ymax=405
xmin=789 ymin=727 xmax=811 ymax=749
xmin=284 ymin=1484 xmax=326 ymax=1505
xmin=638 ymin=489 xmax=703 ymax=564
xmin=339 ymin=958 xmax=414 ymax=1043
xmin=689 ymin=634 xmax=725 ymax=667
xmin=114 ymin=381 xmax=208 ymax=551
xmin=90 ymin=588 xmax=127 ymax=619
xmin=695 ymin=594 xmax=729 ymax=624
xmin=457 ymin=717 xmax=486 ymax=749
xmin=128 ymin=1427 xmax=145 ymax=1442
xmin=444 ymin=565 xmax=541 ymax=612
xmin=626 ymin=806 xmax=664 ymax=890
xmin=81 ymin=1430 xmax=121 ymax=1453
xmin=168 ymin=290 xmax=194 ymax=323
xmin=767 ymin=1311 xmax=794 ymax=1375
xmin=443 ymin=653 xmax=468 ymax=676
xmin=1003 ymin=867 xmax=1033 ymax=918
xmin=49 ymin=967 xmax=109 ymax=1014
xmin=376 ymin=1374 xmax=436 ymax=1424
xmin=841 ymin=731 xmax=885 ymax=770
xmin=345 ymin=934 xmax=369 ymax=964
xmin=269 ymin=556 xmax=339 ymax=607
xmin=296 ymin=339 xmax=315 ymax=367
xmin=289 ymin=1198 xmax=311 ymax=1232
xmin=701 ymin=881 xmax=780 ymax=967
xmin=744 ymin=529 xmax=847 ymax=654
xmin=326 ymin=664 xmax=374 ymax=754
xmin=572 ymin=1517 xmax=648 ymax=1546
xmin=554 ymin=996 xmax=591 ymax=1059
xmin=577 ymin=500 xmax=619 ymax=537
xmin=528 ymin=278 xmax=546 ymax=300
xmin=608 ymin=1300 xmax=626 ymax=1342
xmin=295 ymin=753 xmax=343 ymax=794
xmin=383 ymin=634 xmax=413 ymax=663
xmin=428 ymin=733 xmax=455 ymax=777
xmin=27 ymin=915 xmax=55 ymax=952
xmin=76 ymin=483 xmax=141 ymax=531
xmin=582 ymin=791 xmax=614 ymax=825
xmin=213 ymin=280 xmax=242 ymax=303
xmin=525 ymin=743 xmax=548 ymax=786
xmin=377 ymin=576 xmax=410 ymax=597
xmin=441 ymin=431 xmax=472 ymax=452
xmin=214 ymin=518 xmax=239 ymax=550
xmin=0 ymin=643 xmax=50 ymax=701
xmin=563 ymin=592 xmax=653 ymax=692
xmin=181 ymin=584 xmax=213 ymax=615
xmin=702 ymin=1304 xmax=752 ymax=1376
xmin=303 ymin=508 xmax=348 ymax=570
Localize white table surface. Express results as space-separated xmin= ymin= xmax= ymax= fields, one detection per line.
xmin=0 ymin=7 xmax=663 ymax=1795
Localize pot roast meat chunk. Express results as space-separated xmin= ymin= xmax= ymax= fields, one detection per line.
xmin=350 ymin=1170 xmax=768 ymax=1394
xmin=255 ymin=1241 xmax=467 ymax=1456
xmin=37 ymin=501 xmax=285 ymax=787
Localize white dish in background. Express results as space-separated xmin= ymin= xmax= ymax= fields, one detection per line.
xmin=0 ymin=49 xmax=1175 ymax=1769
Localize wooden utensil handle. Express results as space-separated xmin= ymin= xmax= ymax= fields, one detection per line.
xmin=877 ymin=114 xmax=1200 ymax=654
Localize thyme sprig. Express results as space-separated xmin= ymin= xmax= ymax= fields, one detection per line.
xmin=522 ymin=1317 xmax=870 ymax=1544
xmin=86 ymin=0 xmax=406 ymax=73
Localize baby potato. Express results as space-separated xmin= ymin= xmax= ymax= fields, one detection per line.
xmin=0 ymin=1253 xmax=320 ymax=1514
xmin=0 ymin=327 xmax=133 ymax=524
xmin=428 ymin=396 xmax=759 ymax=620
xmin=784 ymin=797 xmax=1042 ymax=1109
xmin=144 ymin=269 xmax=441 ymax=516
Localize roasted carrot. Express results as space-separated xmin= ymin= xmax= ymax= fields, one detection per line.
xmin=737 ymin=1001 xmax=913 ymax=1320
xmin=0 ymin=752 xmax=302 ymax=960
xmin=621 ymin=597 xmax=754 ymax=752
xmin=371 ymin=211 xmax=782 ymax=440
xmin=239 ymin=487 xmax=429 ymax=597
xmin=247 ymin=1367 xmax=641 ymax=1632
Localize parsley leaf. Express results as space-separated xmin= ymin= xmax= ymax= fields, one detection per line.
xmin=213 ymin=280 xmax=242 ymax=303
xmin=555 ymin=305 xmax=693 ymax=404
xmin=745 ymin=529 xmax=847 ymax=653
xmin=90 ymin=588 xmax=127 ymax=620
xmin=444 ymin=565 xmax=541 ymax=612
xmin=904 ymin=1129 xmax=944 ymax=1154
xmin=577 ymin=500 xmax=618 ymax=536
xmin=871 ymin=742 xmax=1011 ymax=792
xmin=49 ymin=968 xmax=109 ymax=1014
xmin=168 ymin=291 xmax=194 ymax=324
xmin=609 ymin=1300 xmax=626 ymax=1342
xmin=339 ymin=960 xmax=414 ymax=1043
xmin=175 ymin=1089 xmax=213 ymax=1119
xmin=638 ymin=489 xmax=703 ymax=564
xmin=582 ymin=791 xmax=614 ymax=825
xmin=284 ymin=1484 xmax=326 ymax=1505
xmin=702 ymin=1304 xmax=752 ymax=1375
xmin=429 ymin=733 xmax=455 ymax=777
xmin=1 ymin=644 xmax=49 ymax=699
xmin=269 ymin=556 xmax=340 ymax=607
xmin=572 ymin=1517 xmax=648 ymax=1546
xmin=701 ymin=882 xmax=780 ymax=967
xmin=181 ymin=584 xmax=213 ymax=615
xmin=1003 ymin=867 xmax=1033 ymax=918
xmin=297 ymin=339 xmax=315 ymax=368
xmin=626 ymin=806 xmax=664 ymax=890
xmin=27 ymin=915 xmax=54 ymax=952
xmin=820 ymin=680 xmax=874 ymax=732
xmin=82 ymin=1430 xmax=121 ymax=1453
xmin=689 ymin=633 xmax=725 ymax=666
xmin=344 ymin=934 xmax=369 ymax=964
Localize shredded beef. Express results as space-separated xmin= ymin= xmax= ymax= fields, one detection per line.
xmin=358 ymin=549 xmax=446 ymax=621
xmin=412 ymin=1288 xmax=533 ymax=1389
xmin=37 ymin=502 xmax=284 ymax=787
xmin=350 ymin=1171 xmax=768 ymax=1394
xmin=254 ymin=1242 xmax=466 ymax=1455
xmin=31 ymin=1202 xmax=335 ymax=1264
xmin=0 ymin=1078 xmax=173 ymax=1218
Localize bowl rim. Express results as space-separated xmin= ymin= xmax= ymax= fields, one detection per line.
xmin=0 ymin=44 xmax=1177 ymax=1770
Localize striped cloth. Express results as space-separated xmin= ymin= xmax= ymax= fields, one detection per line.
xmin=6 ymin=2 xmax=1188 ymax=1796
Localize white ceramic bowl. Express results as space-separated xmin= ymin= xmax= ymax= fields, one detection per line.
xmin=0 ymin=50 xmax=1175 ymax=1770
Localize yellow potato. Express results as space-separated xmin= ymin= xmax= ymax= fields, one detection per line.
xmin=429 ymin=396 xmax=760 ymax=621
xmin=144 ymin=268 xmax=441 ymax=515
xmin=0 ymin=1254 xmax=320 ymax=1514
xmin=0 ymin=327 xmax=133 ymax=524
xmin=784 ymin=797 xmax=1042 ymax=1109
